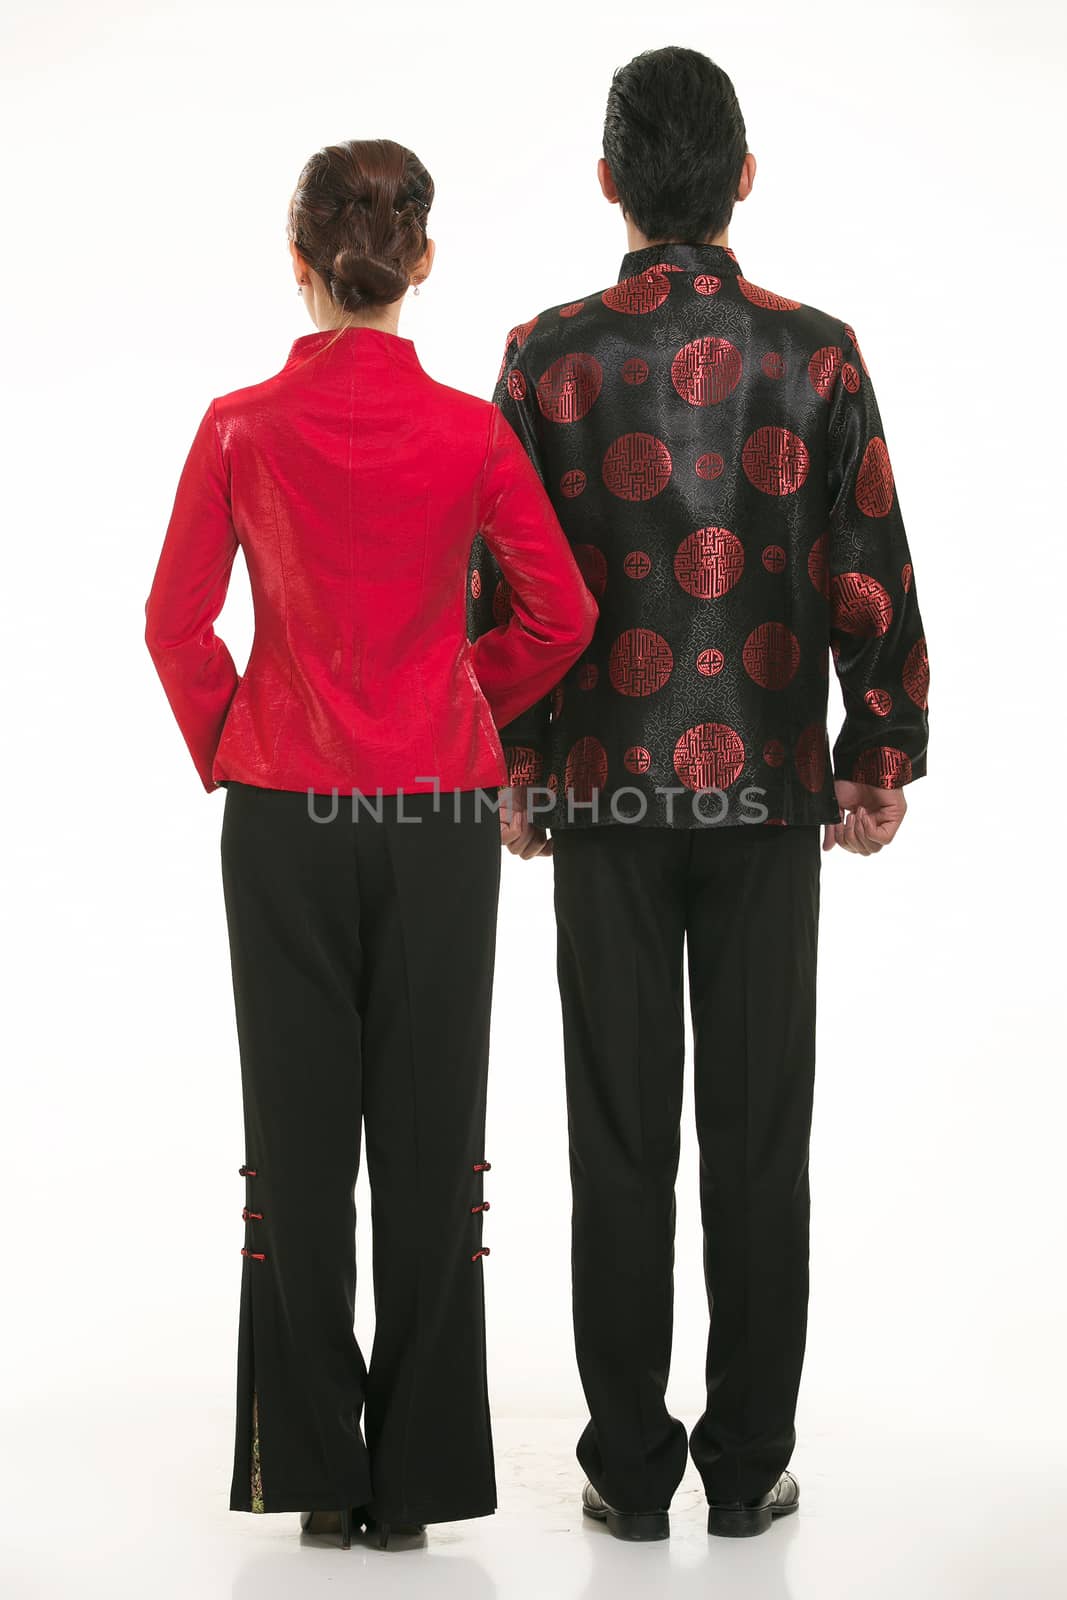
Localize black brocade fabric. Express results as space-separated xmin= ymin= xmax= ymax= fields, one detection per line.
xmin=467 ymin=242 xmax=929 ymax=829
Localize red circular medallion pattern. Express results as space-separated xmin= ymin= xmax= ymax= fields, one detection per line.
xmin=762 ymin=352 xmax=785 ymax=379
xmin=506 ymin=316 xmax=539 ymax=349
xmin=507 ymin=746 xmax=544 ymax=785
xmin=573 ymin=543 xmax=608 ymax=597
xmin=470 ymin=569 xmax=481 ymax=599
xmin=578 ymin=663 xmax=599 ymax=690
xmin=564 ymin=736 xmax=609 ymax=801
xmin=561 ymin=468 xmax=587 ymax=498
xmin=622 ymin=357 xmax=649 ymax=385
xmin=808 ymin=346 xmax=842 ymax=399
xmin=602 ymin=267 xmax=677 ymax=315
xmin=865 ymin=688 xmax=893 ymax=717
xmin=536 ymin=352 xmax=604 ymax=423
xmin=831 ymin=572 xmax=894 ymax=636
xmin=742 ymin=622 xmax=801 ymax=688
xmin=737 ymin=279 xmax=801 ymax=311
xmin=853 ymin=746 xmax=912 ymax=786
xmin=741 ymin=427 xmax=810 ymax=495
xmin=902 ymin=561 xmax=913 ymax=592
xmin=843 ymin=323 xmax=870 ymax=375
xmin=624 ymin=550 xmax=652 ymax=580
xmin=609 ymin=629 xmax=674 ymax=696
xmin=807 ymin=533 xmax=830 ymax=598
xmin=842 ymin=363 xmax=861 ymax=393
xmin=695 ymin=452 xmax=725 ymax=480
xmin=673 ymin=723 xmax=746 ymax=790
xmin=696 ymin=648 xmax=725 ymax=677
xmin=506 ymin=369 xmax=527 ymax=402
xmin=763 ymin=739 xmax=785 ymax=767
xmin=670 ymin=337 xmax=743 ymax=406
xmin=674 ymin=525 xmax=745 ymax=599
xmin=624 ymin=745 xmax=652 ymax=774
xmin=903 ymin=636 xmax=929 ymax=708
xmin=603 ymin=433 xmax=673 ymax=500
xmin=559 ymin=301 xmax=585 ymax=318
xmin=694 ymin=274 xmax=721 ymax=296
xmin=855 ymin=437 xmax=894 ymax=516
xmin=762 ymin=544 xmax=787 ymax=573
xmin=795 ymin=724 xmax=827 ymax=792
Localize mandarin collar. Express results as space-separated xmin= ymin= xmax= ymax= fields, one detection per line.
xmin=282 ymin=324 xmax=423 ymax=374
xmin=617 ymin=241 xmax=742 ymax=282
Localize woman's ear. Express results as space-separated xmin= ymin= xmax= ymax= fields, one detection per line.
xmin=288 ymin=237 xmax=307 ymax=285
xmin=413 ymin=236 xmax=436 ymax=288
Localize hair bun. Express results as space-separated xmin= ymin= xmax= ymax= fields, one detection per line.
xmin=331 ymin=245 xmax=409 ymax=310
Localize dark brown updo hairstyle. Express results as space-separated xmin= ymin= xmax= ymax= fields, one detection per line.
xmin=287 ymin=138 xmax=434 ymax=317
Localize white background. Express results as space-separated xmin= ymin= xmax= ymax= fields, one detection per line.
xmin=2 ymin=2 xmax=1065 ymax=1596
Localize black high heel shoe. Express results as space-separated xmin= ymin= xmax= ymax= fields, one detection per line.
xmin=364 ymin=1515 xmax=427 ymax=1550
xmin=299 ymin=1506 xmax=356 ymax=1548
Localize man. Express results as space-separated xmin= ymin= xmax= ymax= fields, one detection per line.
xmin=468 ymin=45 xmax=929 ymax=1541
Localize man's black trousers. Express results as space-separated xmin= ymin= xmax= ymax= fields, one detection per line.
xmin=220 ymin=781 xmax=501 ymax=1525
xmin=552 ymin=822 xmax=821 ymax=1511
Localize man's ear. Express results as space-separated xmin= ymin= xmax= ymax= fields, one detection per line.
xmin=598 ymin=157 xmax=620 ymax=205
xmin=736 ymin=151 xmax=757 ymax=203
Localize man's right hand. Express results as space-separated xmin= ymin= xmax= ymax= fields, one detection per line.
xmin=823 ymin=779 xmax=908 ymax=855
xmin=499 ymin=786 xmax=552 ymax=859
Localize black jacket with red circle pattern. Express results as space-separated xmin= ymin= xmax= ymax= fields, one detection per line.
xmin=466 ymin=241 xmax=929 ymax=829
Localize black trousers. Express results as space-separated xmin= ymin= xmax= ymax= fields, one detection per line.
xmin=219 ymin=781 xmax=501 ymax=1524
xmin=552 ymin=822 xmax=821 ymax=1511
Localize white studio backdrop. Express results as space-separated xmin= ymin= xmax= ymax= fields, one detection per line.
xmin=1 ymin=0 xmax=1064 ymax=1534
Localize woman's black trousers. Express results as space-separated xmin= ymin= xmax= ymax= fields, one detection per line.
xmin=219 ymin=781 xmax=501 ymax=1525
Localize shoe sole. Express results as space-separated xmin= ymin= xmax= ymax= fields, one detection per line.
xmin=707 ymin=1496 xmax=799 ymax=1538
xmin=583 ymin=1503 xmax=670 ymax=1541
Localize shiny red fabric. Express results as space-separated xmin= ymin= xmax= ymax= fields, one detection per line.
xmin=145 ymin=326 xmax=598 ymax=794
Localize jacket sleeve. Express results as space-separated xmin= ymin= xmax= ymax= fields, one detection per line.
xmin=469 ymin=397 xmax=597 ymax=737
xmin=467 ymin=331 xmax=559 ymax=784
xmin=144 ymin=399 xmax=241 ymax=793
xmin=825 ymin=323 xmax=930 ymax=788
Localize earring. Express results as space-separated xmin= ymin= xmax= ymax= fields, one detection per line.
xmin=413 ymin=283 xmax=421 ymax=296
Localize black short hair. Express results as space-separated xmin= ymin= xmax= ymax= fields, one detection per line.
xmin=603 ymin=47 xmax=747 ymax=242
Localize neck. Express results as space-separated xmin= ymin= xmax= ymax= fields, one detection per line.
xmin=623 ymin=220 xmax=730 ymax=254
xmin=303 ymin=282 xmax=405 ymax=338
xmin=319 ymin=307 xmax=403 ymax=336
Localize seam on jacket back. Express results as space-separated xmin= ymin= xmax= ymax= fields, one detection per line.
xmin=266 ymin=474 xmax=295 ymax=776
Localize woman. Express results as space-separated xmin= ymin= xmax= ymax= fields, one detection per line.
xmin=144 ymin=138 xmax=597 ymax=1551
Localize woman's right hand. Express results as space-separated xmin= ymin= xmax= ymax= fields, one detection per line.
xmin=499 ymin=787 xmax=552 ymax=858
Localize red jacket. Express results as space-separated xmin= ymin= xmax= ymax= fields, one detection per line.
xmin=145 ymin=326 xmax=598 ymax=794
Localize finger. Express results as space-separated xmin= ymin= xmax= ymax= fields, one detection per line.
xmin=842 ymin=810 xmax=865 ymax=855
xmin=852 ymin=808 xmax=879 ymax=855
xmin=856 ymin=807 xmax=883 ymax=853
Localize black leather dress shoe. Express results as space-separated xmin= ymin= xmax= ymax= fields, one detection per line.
xmin=707 ymin=1469 xmax=799 ymax=1537
xmin=581 ymin=1480 xmax=669 ymax=1541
